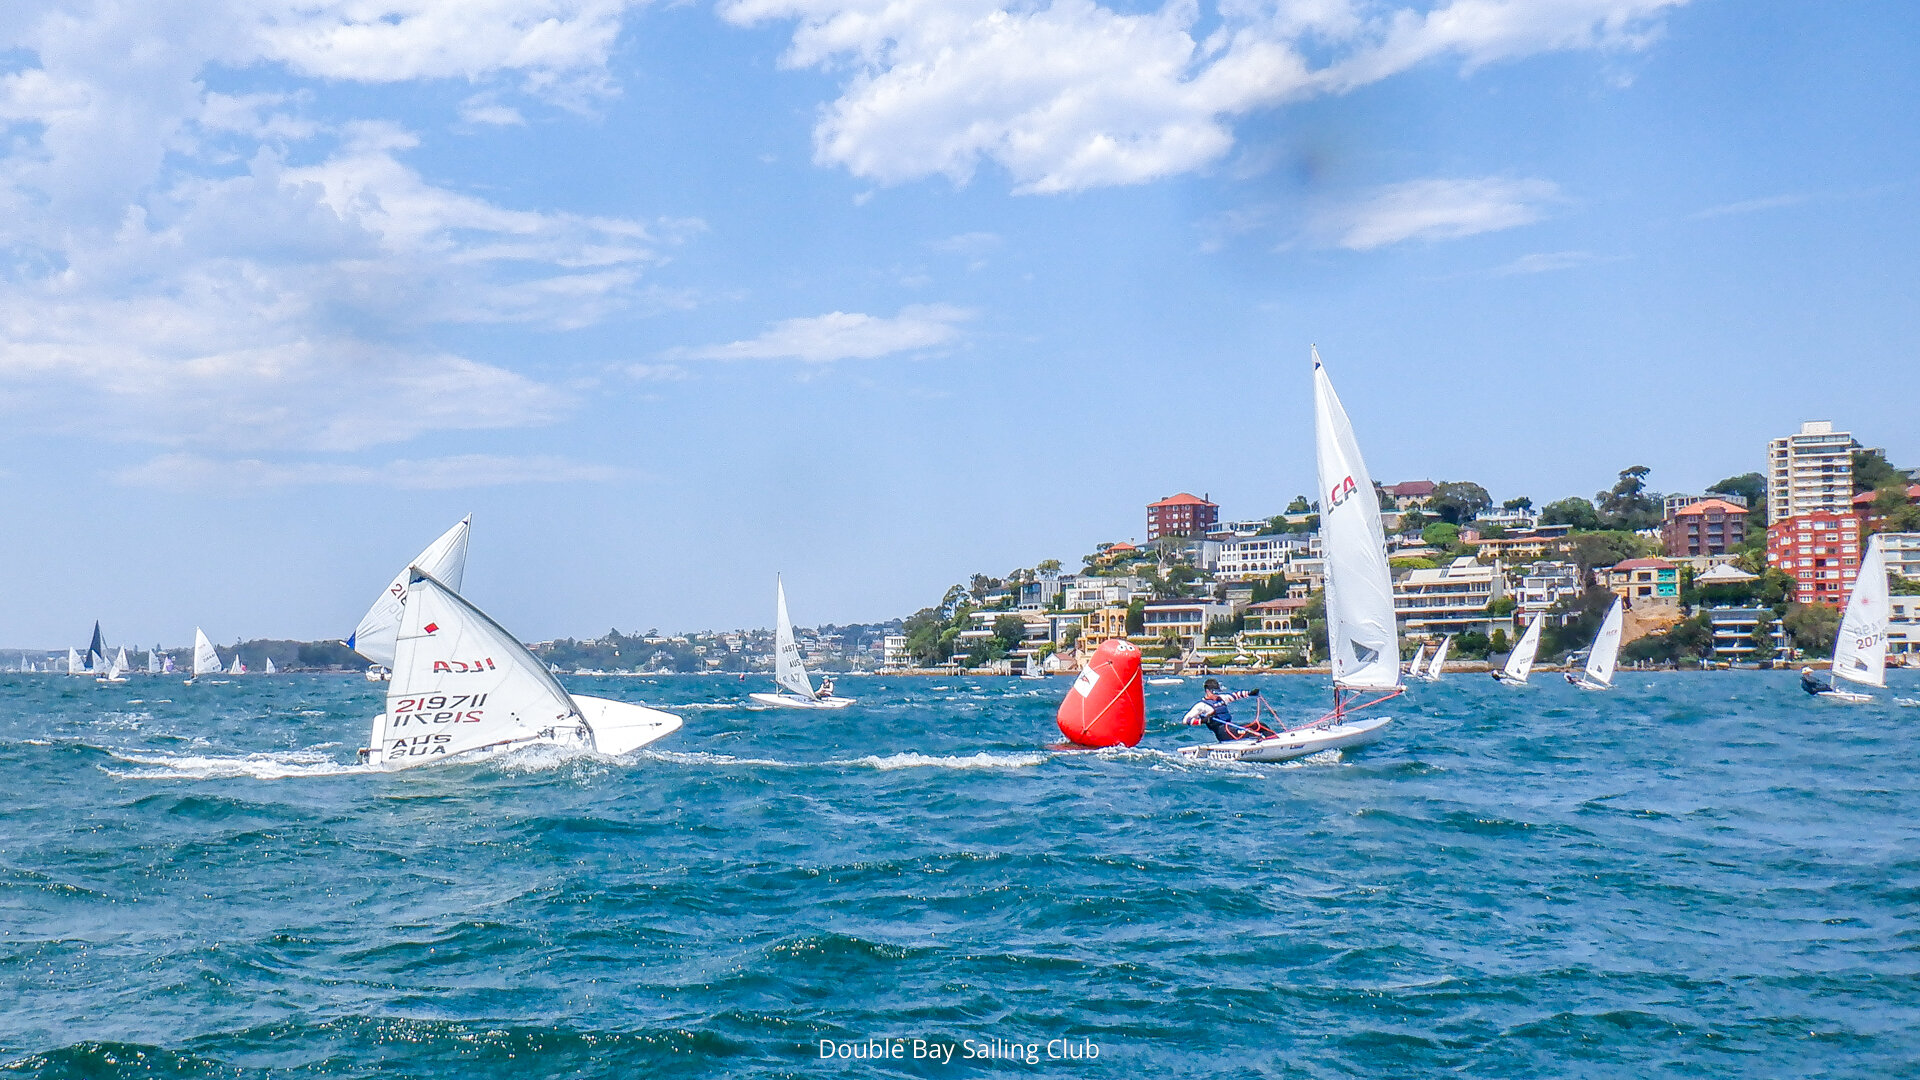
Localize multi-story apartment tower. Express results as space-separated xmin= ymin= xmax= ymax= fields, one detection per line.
xmin=1767 ymin=421 xmax=1859 ymax=524
xmin=1145 ymin=493 xmax=1219 ymax=540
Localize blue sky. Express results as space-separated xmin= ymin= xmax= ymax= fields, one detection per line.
xmin=2 ymin=0 xmax=1916 ymax=647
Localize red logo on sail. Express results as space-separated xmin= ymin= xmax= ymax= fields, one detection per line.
xmin=1328 ymin=475 xmax=1358 ymax=510
xmin=423 ymin=622 xmax=439 ymax=634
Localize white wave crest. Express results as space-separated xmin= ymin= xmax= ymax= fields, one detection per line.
xmin=631 ymin=749 xmax=801 ymax=768
xmin=103 ymin=747 xmax=369 ymax=780
xmin=835 ymin=751 xmax=1050 ymax=771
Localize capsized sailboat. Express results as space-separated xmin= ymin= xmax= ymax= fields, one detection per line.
xmin=359 ymin=568 xmax=681 ymax=769
xmin=348 ymin=515 xmax=471 ymax=681
xmin=1493 ymin=613 xmax=1545 ymax=686
xmin=747 ymin=576 xmax=854 ymax=709
xmin=1566 ymin=598 xmax=1624 ymax=691
xmin=1183 ymin=348 xmax=1398 ymax=763
xmin=1808 ymin=535 xmax=1888 ymax=704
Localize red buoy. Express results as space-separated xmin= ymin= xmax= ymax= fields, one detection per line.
xmin=1056 ymin=638 xmax=1144 ymax=747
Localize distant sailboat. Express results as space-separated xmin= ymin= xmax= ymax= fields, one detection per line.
xmin=1182 ymin=347 xmax=1398 ymax=762
xmin=1493 ymin=614 xmax=1545 ymax=686
xmin=1424 ymin=635 xmax=1453 ymax=682
xmin=146 ymin=646 xmax=161 ymax=675
xmin=97 ymin=646 xmax=130 ymax=683
xmin=162 ymin=654 xmax=175 ymax=675
xmin=189 ymin=628 xmax=222 ymax=682
xmin=85 ymin=622 xmax=105 ymax=673
xmin=747 ymin=576 xmax=854 ymax=709
xmin=348 ymin=516 xmax=471 ymax=681
xmin=67 ymin=648 xmax=83 ymax=676
xmin=1406 ymin=643 xmax=1430 ymax=679
xmin=229 ymin=653 xmax=246 ymax=675
xmin=263 ymin=657 xmax=277 ymax=675
xmin=1808 ymin=535 xmax=1888 ymax=704
xmin=1567 ymin=599 xmax=1624 ymax=691
xmin=359 ymin=568 xmax=681 ymax=769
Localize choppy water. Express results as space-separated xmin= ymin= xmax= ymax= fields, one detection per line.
xmin=3 ymin=669 xmax=1919 ymax=1078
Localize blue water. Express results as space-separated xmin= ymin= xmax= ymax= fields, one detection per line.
xmin=3 ymin=670 xmax=1919 ymax=1078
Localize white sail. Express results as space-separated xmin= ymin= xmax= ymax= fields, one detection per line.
xmin=1833 ymin=535 xmax=1889 ymax=688
xmin=373 ymin=569 xmax=589 ymax=769
xmin=1428 ymin=635 xmax=1452 ymax=680
xmin=229 ymin=653 xmax=245 ymax=675
xmin=67 ymin=647 xmax=82 ymax=675
xmin=1582 ymin=599 xmax=1624 ymax=689
xmin=1312 ymin=349 xmax=1400 ymax=690
xmin=146 ymin=647 xmax=161 ymax=674
xmin=107 ymin=647 xmax=129 ymax=679
xmin=192 ymin=628 xmax=222 ymax=676
xmin=1407 ymin=643 xmax=1429 ymax=677
xmin=264 ymin=657 xmax=277 ymax=675
xmin=773 ymin=575 xmax=817 ymax=699
xmin=1504 ymin=614 xmax=1544 ymax=684
xmin=348 ymin=516 xmax=472 ymax=668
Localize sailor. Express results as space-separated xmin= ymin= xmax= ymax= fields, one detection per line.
xmin=817 ymin=675 xmax=836 ymax=700
xmin=1800 ymin=666 xmax=1828 ymax=696
xmin=1183 ymin=678 xmax=1270 ymax=741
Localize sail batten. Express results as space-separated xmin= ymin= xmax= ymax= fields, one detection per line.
xmin=1833 ymin=536 xmax=1889 ymax=689
xmin=1312 ymin=349 xmax=1401 ymax=691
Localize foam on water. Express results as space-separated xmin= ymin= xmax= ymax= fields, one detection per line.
xmin=101 ymin=747 xmax=370 ymax=780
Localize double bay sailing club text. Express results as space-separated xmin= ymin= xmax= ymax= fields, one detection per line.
xmin=819 ymin=1037 xmax=1099 ymax=1064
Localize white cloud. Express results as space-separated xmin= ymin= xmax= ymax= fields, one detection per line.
xmin=929 ymin=231 xmax=1002 ymax=256
xmin=0 ymin=2 xmax=693 ymax=452
xmin=1312 ymin=176 xmax=1561 ymax=249
xmin=677 ymin=304 xmax=972 ymax=363
xmin=1692 ymin=193 xmax=1806 ymax=219
xmin=720 ymin=0 xmax=1688 ymax=193
xmin=115 ymin=452 xmax=624 ymax=491
xmin=1489 ymin=249 xmax=1622 ymax=275
xmin=459 ymin=95 xmax=528 ymax=126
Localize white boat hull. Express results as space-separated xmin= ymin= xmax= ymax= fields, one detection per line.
xmin=1145 ymin=677 xmax=1185 ymax=686
xmin=1815 ymin=687 xmax=1875 ymax=704
xmin=748 ymin=692 xmax=855 ymax=709
xmin=363 ymin=693 xmax=680 ymax=769
xmin=1179 ymin=715 xmax=1392 ymax=763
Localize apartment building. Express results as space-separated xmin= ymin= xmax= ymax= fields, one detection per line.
xmin=1662 ymin=497 xmax=1748 ymax=558
xmin=1393 ymin=557 xmax=1505 ymax=639
xmin=1705 ymin=607 xmax=1787 ymax=660
xmin=1513 ymin=562 xmax=1584 ymax=622
xmin=1146 ymin=493 xmax=1219 ymax=540
xmin=1768 ymin=421 xmax=1859 ymax=523
xmin=1767 ymin=512 xmax=1862 ymax=606
xmin=1606 ymin=558 xmax=1682 ymax=609
xmin=1139 ymin=599 xmax=1235 ymax=643
xmin=1891 ymin=596 xmax=1920 ymax=658
xmin=1882 ymin=533 xmax=1920 ymax=583
xmin=1215 ymin=535 xmax=1308 ymax=581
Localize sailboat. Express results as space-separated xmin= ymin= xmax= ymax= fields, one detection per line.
xmin=1566 ymin=598 xmax=1624 ymax=691
xmin=162 ymin=654 xmax=175 ymax=675
xmin=188 ymin=627 xmax=222 ymax=683
xmin=66 ymin=648 xmax=83 ymax=675
xmin=748 ymin=576 xmax=854 ymax=709
xmin=1405 ymin=643 xmax=1430 ymax=679
xmin=146 ymin=646 xmax=161 ymax=675
xmin=228 ymin=653 xmax=246 ymax=675
xmin=1182 ymin=348 xmax=1398 ymax=763
xmin=85 ymin=622 xmax=106 ymax=673
xmin=97 ymin=646 xmax=130 ymax=683
xmin=348 ymin=516 xmax=471 ymax=682
xmin=359 ymin=567 xmax=681 ymax=769
xmin=263 ymin=657 xmax=277 ymax=675
xmin=1492 ymin=614 xmax=1545 ymax=686
xmin=1413 ymin=635 xmax=1452 ymax=682
xmin=1808 ymin=535 xmax=1888 ymax=704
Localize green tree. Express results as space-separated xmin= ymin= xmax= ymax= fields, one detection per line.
xmin=1427 ymin=481 xmax=1493 ymax=525
xmin=1853 ymin=450 xmax=1902 ymax=494
xmin=1036 ymin=559 xmax=1062 ymax=575
xmin=1540 ymin=496 xmax=1601 ymax=530
xmin=1597 ymin=465 xmax=1662 ymax=530
xmin=1747 ymin=612 xmax=1778 ymax=663
xmin=1125 ymin=598 xmax=1146 ymax=635
xmin=1541 ymin=585 xmax=1618 ymax=660
xmin=1488 ymin=627 xmax=1510 ymax=653
xmin=1286 ymin=495 xmax=1313 ymax=513
xmin=1397 ymin=510 xmax=1430 ymax=533
xmin=1249 ymin=573 xmax=1288 ymax=604
xmin=1567 ymin=531 xmax=1650 ymax=573
xmin=1708 ymin=472 xmax=1766 ymax=511
xmin=991 ymin=615 xmax=1027 ymax=652
xmin=1784 ymin=603 xmax=1841 ymax=657
xmin=1421 ymin=521 xmax=1461 ymax=549
xmin=1061 ymin=623 xmax=1082 ymax=647
xmin=1204 ymin=615 xmax=1243 ymax=640
xmin=1156 ymin=631 xmax=1183 ymax=659
xmin=1486 ymin=596 xmax=1517 ymax=616
xmin=1391 ymin=557 xmax=1438 ymax=571
xmin=1502 ymin=496 xmax=1534 ymax=512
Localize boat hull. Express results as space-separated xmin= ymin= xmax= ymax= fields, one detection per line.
xmin=1815 ymin=688 xmax=1875 ymax=704
xmin=1179 ymin=715 xmax=1392 ymax=763
xmin=748 ymin=692 xmax=855 ymax=709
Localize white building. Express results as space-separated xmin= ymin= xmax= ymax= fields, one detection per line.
xmin=1139 ymin=599 xmax=1234 ymax=643
xmin=1215 ymin=535 xmax=1306 ymax=581
xmin=1513 ymin=562 xmax=1583 ymax=622
xmin=1063 ymin=576 xmax=1146 ymax=611
xmin=1666 ymin=492 xmax=1747 ymax=517
xmin=882 ymin=634 xmax=909 ymax=671
xmin=1891 ymin=596 xmax=1920 ymax=658
xmin=1394 ymin=557 xmax=1505 ymax=639
xmin=1768 ymin=421 xmax=1860 ymax=523
xmin=1706 ymin=607 xmax=1788 ymax=660
xmin=1881 ymin=533 xmax=1920 ymax=583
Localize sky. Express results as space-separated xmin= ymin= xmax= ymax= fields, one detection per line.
xmin=2 ymin=0 xmax=1917 ymax=648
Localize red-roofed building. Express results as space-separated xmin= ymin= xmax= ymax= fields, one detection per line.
xmin=1605 ymin=558 xmax=1681 ymax=608
xmin=1853 ymin=483 xmax=1920 ymax=532
xmin=1146 ymin=493 xmax=1219 ymax=540
xmin=1662 ymin=497 xmax=1749 ymax=557
xmin=1768 ymin=513 xmax=1861 ymax=606
xmin=1381 ymin=480 xmax=1437 ymax=510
